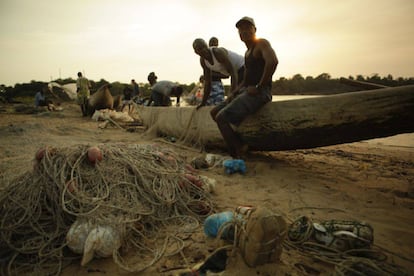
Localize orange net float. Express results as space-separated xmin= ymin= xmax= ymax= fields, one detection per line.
xmin=87 ymin=146 xmax=103 ymax=165
xmin=184 ymin=173 xmax=203 ymax=188
xmin=35 ymin=146 xmax=56 ymax=162
xmin=35 ymin=148 xmax=47 ymax=162
xmin=65 ymin=179 xmax=78 ymax=193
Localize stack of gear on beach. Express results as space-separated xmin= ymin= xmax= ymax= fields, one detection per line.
xmin=0 ymin=143 xmax=214 ymax=275
xmin=203 ymin=205 xmax=288 ymax=268
xmin=285 ymin=216 xmax=408 ymax=275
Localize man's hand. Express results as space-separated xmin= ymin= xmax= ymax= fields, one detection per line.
xmin=247 ymin=86 xmax=259 ymax=95
xmin=226 ymin=89 xmax=241 ymax=103
xmin=225 ymin=94 xmax=234 ymax=103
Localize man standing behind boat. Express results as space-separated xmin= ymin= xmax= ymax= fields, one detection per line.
xmin=210 ymin=16 xmax=278 ymax=158
xmin=76 ymin=72 xmax=91 ymax=117
xmin=192 ymin=38 xmax=245 ymax=109
xmin=207 ymin=37 xmax=227 ymax=106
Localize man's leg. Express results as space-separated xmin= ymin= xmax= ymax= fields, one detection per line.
xmin=215 ymin=112 xmax=247 ymax=158
xmin=82 ymin=97 xmax=88 ymax=116
xmin=213 ymin=90 xmax=261 ymax=158
xmin=210 ymin=101 xmax=227 ymax=121
xmin=208 ymin=81 xmax=224 ymax=106
xmin=80 ymin=103 xmax=84 ymax=115
xmin=153 ymin=93 xmax=164 ymax=106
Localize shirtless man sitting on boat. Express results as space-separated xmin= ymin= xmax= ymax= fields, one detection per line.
xmin=208 ymin=16 xmax=278 ymax=158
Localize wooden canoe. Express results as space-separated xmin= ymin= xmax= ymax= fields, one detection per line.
xmin=135 ymin=85 xmax=414 ymax=151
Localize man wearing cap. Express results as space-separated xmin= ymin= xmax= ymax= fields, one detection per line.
xmin=211 ymin=16 xmax=278 ymax=158
xmin=147 ymin=72 xmax=183 ymax=107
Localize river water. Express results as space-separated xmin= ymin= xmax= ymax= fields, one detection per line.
xmin=272 ymin=95 xmax=322 ymax=102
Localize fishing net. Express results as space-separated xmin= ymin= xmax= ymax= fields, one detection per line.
xmin=135 ymin=105 xmax=224 ymax=151
xmin=0 ymin=143 xmax=214 ymax=275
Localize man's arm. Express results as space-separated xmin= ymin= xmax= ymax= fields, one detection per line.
xmin=227 ymin=68 xmax=246 ymax=102
xmin=214 ymin=48 xmax=239 ymax=93
xmin=147 ymin=90 xmax=154 ymax=106
xmin=211 ymin=71 xmax=229 ymax=79
xmin=256 ymin=39 xmax=278 ymax=88
xmin=246 ymin=39 xmax=278 ymax=96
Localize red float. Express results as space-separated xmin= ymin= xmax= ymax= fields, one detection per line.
xmin=87 ymin=146 xmax=103 ymax=164
xmin=35 ymin=147 xmax=47 ymax=161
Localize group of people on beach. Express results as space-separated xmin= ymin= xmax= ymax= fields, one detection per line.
xmin=195 ymin=16 xmax=278 ymax=157
xmin=39 ymin=16 xmax=278 ymax=158
xmin=146 ymin=16 xmax=278 ymax=158
xmin=139 ymin=16 xmax=278 ymax=157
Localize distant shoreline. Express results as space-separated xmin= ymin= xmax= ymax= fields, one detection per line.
xmin=362 ymin=133 xmax=414 ymax=149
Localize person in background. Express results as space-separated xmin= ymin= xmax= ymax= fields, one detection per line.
xmin=208 ymin=37 xmax=227 ymax=106
xmin=187 ymin=75 xmax=204 ymax=105
xmin=208 ymin=36 xmax=219 ymax=48
xmin=34 ymin=86 xmax=55 ymax=111
xmin=195 ymin=75 xmax=204 ymax=103
xmin=147 ymin=72 xmax=183 ymax=107
xmin=121 ymin=86 xmax=133 ymax=112
xmin=34 ymin=87 xmax=46 ymax=108
xmin=192 ymin=38 xmax=244 ymax=110
xmin=131 ymin=79 xmax=140 ymax=101
xmin=147 ymin=72 xmax=158 ymax=87
xmin=76 ymin=72 xmax=91 ymax=116
xmin=210 ymin=16 xmax=278 ymax=158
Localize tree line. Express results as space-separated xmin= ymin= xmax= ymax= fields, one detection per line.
xmin=1 ymin=73 xmax=413 ymax=103
xmin=272 ymin=73 xmax=414 ymax=95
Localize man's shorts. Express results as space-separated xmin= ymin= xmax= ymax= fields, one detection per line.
xmin=216 ymin=86 xmax=272 ymax=126
xmin=206 ymin=81 xmax=225 ymax=106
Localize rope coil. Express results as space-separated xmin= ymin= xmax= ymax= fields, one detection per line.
xmin=0 ymin=143 xmax=214 ymax=275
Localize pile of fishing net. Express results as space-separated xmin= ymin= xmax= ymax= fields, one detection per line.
xmin=0 ymin=143 xmax=214 ymax=275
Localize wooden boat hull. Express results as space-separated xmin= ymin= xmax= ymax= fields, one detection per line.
xmin=136 ymin=85 xmax=414 ymax=151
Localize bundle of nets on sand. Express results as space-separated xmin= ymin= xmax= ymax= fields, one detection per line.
xmin=0 ymin=143 xmax=214 ymax=275
xmin=135 ymin=105 xmax=224 ymax=151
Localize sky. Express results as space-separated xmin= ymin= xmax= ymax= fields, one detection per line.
xmin=0 ymin=0 xmax=413 ymax=87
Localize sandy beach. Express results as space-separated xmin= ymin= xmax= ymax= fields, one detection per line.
xmin=0 ymin=102 xmax=413 ymax=275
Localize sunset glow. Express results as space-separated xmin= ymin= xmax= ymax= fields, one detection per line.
xmin=0 ymin=0 xmax=413 ymax=86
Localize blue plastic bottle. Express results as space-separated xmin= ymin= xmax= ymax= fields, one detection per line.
xmin=204 ymin=211 xmax=234 ymax=239
xmin=223 ymin=159 xmax=246 ymax=174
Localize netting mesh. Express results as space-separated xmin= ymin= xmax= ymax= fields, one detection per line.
xmin=136 ymin=105 xmax=223 ymax=151
xmin=0 ymin=143 xmax=214 ymax=275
